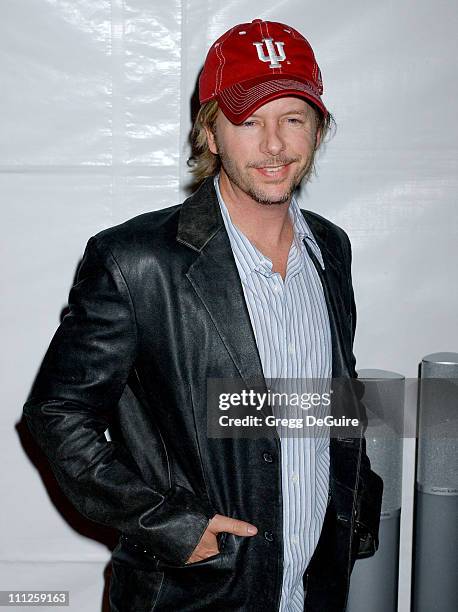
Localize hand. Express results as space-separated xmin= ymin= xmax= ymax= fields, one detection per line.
xmin=185 ymin=513 xmax=257 ymax=564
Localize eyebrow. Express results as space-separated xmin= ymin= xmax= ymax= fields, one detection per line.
xmin=248 ymin=109 xmax=309 ymax=119
xmin=282 ymin=109 xmax=307 ymax=115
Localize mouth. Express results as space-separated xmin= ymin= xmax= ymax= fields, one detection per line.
xmin=254 ymin=163 xmax=292 ymax=178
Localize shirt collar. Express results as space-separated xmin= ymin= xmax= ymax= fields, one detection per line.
xmin=288 ymin=193 xmax=325 ymax=270
xmin=214 ymin=175 xmax=325 ymax=277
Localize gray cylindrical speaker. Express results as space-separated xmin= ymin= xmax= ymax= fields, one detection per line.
xmin=413 ymin=353 xmax=458 ymax=612
xmin=347 ymin=369 xmax=404 ymax=612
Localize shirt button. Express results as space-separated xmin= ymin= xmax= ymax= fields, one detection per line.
xmin=262 ymin=452 xmax=273 ymax=463
xmin=291 ymin=536 xmax=299 ymax=545
xmin=264 ymin=531 xmax=274 ymax=542
xmin=287 ymin=343 xmax=295 ymax=355
xmin=291 ymin=473 xmax=299 ymax=483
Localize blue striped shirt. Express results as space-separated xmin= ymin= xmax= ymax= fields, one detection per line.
xmin=215 ymin=176 xmax=331 ymax=611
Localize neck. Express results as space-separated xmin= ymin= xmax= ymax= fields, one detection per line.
xmin=217 ymin=170 xmax=293 ymax=250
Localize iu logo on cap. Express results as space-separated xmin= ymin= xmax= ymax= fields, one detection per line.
xmin=253 ymin=38 xmax=286 ymax=69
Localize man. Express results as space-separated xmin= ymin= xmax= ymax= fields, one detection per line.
xmin=24 ymin=19 xmax=382 ymax=612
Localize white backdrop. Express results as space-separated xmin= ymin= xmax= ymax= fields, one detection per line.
xmin=1 ymin=1 xmax=457 ymax=611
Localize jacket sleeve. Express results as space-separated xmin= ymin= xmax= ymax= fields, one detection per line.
xmin=343 ymin=232 xmax=384 ymax=558
xmin=23 ymin=236 xmax=214 ymax=566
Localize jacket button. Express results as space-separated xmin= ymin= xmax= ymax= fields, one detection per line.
xmin=264 ymin=531 xmax=274 ymax=542
xmin=262 ymin=452 xmax=273 ymax=463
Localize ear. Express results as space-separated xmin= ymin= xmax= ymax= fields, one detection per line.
xmin=315 ymin=123 xmax=322 ymax=150
xmin=315 ymin=127 xmax=322 ymax=149
xmin=204 ymin=124 xmax=218 ymax=155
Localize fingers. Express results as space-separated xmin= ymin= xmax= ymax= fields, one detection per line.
xmin=186 ymin=548 xmax=219 ymax=564
xmin=185 ymin=514 xmax=258 ymax=565
xmin=209 ymin=513 xmax=258 ymax=536
xmin=185 ymin=531 xmax=219 ymax=564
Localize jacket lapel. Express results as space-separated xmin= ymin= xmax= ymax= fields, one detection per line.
xmin=299 ymin=218 xmax=353 ymax=379
xmin=177 ymin=179 xmax=266 ymax=391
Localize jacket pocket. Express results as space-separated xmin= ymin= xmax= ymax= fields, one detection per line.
xmin=156 ymin=531 xmax=239 ymax=572
xmin=152 ymin=534 xmax=242 ymax=611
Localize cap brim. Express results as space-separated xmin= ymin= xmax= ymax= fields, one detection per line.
xmin=216 ymin=77 xmax=327 ymax=124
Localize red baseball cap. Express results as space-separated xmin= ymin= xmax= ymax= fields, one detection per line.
xmin=199 ymin=19 xmax=327 ymax=124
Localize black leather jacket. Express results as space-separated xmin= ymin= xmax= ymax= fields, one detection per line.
xmin=24 ymin=177 xmax=382 ymax=611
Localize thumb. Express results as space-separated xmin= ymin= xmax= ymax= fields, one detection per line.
xmin=209 ymin=514 xmax=258 ymax=536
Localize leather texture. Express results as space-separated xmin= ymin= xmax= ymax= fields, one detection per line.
xmin=24 ymin=177 xmax=383 ymax=611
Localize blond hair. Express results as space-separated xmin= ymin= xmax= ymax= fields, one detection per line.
xmin=187 ymin=100 xmax=221 ymax=185
xmin=187 ymin=99 xmax=335 ymax=187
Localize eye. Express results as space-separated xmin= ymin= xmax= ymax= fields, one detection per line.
xmin=285 ymin=117 xmax=304 ymax=125
xmin=241 ymin=119 xmax=257 ymax=128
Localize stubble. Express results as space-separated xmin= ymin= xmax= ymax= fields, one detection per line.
xmin=215 ymin=136 xmax=317 ymax=206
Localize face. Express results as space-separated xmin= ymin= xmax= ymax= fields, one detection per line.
xmin=205 ymin=96 xmax=321 ymax=206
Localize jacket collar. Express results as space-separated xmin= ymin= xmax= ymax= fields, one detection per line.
xmin=177 ymin=177 xmax=338 ymax=267
xmin=176 ymin=178 xmax=223 ymax=252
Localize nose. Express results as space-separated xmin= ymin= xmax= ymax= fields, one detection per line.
xmin=260 ymin=122 xmax=286 ymax=157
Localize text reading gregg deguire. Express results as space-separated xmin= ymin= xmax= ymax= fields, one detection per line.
xmin=215 ymin=388 xmax=359 ymax=430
